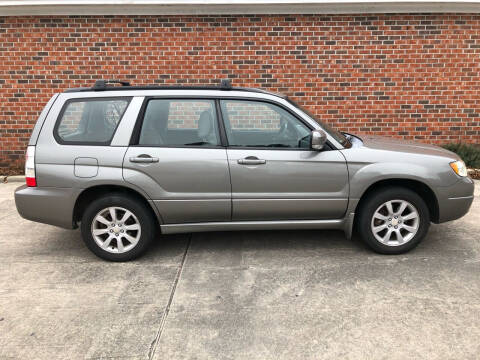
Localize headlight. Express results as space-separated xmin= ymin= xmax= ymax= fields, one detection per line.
xmin=450 ymin=160 xmax=468 ymax=177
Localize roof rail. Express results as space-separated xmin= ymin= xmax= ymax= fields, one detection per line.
xmin=64 ymin=79 xmax=287 ymax=99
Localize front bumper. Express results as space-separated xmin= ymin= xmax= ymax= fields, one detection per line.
xmin=435 ymin=176 xmax=475 ymax=223
xmin=14 ymin=185 xmax=78 ymax=229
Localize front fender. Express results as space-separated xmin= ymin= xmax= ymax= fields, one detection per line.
xmin=347 ymin=161 xmax=444 ymax=200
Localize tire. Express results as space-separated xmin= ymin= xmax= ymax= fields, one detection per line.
xmin=80 ymin=193 xmax=156 ymax=261
xmin=357 ymin=187 xmax=430 ymax=254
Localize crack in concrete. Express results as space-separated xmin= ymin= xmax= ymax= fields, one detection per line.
xmin=147 ymin=235 xmax=191 ymax=360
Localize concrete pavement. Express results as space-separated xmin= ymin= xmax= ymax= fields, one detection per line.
xmin=0 ymin=181 xmax=479 ymax=359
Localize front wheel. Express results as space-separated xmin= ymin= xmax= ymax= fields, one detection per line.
xmin=81 ymin=194 xmax=156 ymax=261
xmin=357 ymin=187 xmax=430 ymax=254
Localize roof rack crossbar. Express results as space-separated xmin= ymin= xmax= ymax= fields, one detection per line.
xmin=93 ymin=79 xmax=130 ymax=90
xmin=220 ymin=79 xmax=232 ymax=90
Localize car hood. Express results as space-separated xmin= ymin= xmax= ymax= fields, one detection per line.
xmin=357 ymin=135 xmax=460 ymax=160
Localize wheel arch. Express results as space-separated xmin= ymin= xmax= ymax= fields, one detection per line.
xmin=354 ymin=178 xmax=439 ymax=223
xmin=73 ymin=184 xmax=162 ymax=228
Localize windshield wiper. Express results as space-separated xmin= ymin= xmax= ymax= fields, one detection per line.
xmin=340 ymin=132 xmax=353 ymax=148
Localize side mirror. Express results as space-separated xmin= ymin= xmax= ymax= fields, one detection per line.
xmin=311 ymin=130 xmax=327 ymax=150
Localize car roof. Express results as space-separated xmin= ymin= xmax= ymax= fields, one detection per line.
xmin=64 ymin=79 xmax=287 ymax=100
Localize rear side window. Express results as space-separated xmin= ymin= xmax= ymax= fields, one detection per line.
xmin=138 ymin=99 xmax=220 ymax=147
xmin=55 ymin=97 xmax=130 ymax=144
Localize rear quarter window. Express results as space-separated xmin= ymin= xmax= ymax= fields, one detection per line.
xmin=54 ymin=97 xmax=131 ymax=145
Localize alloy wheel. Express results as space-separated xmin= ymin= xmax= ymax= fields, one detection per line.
xmin=370 ymin=199 xmax=420 ymax=246
xmin=91 ymin=206 xmax=141 ymax=253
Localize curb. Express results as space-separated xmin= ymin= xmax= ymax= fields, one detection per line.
xmin=2 ymin=175 xmax=25 ymax=184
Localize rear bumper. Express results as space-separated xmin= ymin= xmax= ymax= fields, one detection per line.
xmin=14 ymin=185 xmax=77 ymax=229
xmin=436 ymin=177 xmax=475 ymax=223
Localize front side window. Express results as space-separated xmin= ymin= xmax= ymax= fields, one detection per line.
xmin=138 ymin=99 xmax=220 ymax=146
xmin=56 ymin=98 xmax=130 ymax=144
xmin=286 ymin=98 xmax=351 ymax=148
xmin=220 ymin=99 xmax=311 ymax=148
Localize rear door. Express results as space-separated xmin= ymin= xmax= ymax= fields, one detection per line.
xmin=123 ymin=98 xmax=231 ymax=224
xmin=219 ymin=98 xmax=349 ymax=221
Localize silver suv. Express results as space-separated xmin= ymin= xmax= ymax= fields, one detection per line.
xmin=15 ymin=80 xmax=474 ymax=261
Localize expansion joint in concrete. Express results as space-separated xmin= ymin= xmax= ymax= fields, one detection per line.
xmin=147 ymin=235 xmax=191 ymax=360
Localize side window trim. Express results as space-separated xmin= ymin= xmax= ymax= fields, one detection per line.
xmin=130 ymin=97 xmax=225 ymax=149
xmin=53 ymin=96 xmax=132 ymax=146
xmin=218 ymin=98 xmax=319 ymax=151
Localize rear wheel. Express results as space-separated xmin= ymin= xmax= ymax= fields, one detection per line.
xmin=81 ymin=194 xmax=156 ymax=261
xmin=357 ymin=187 xmax=430 ymax=254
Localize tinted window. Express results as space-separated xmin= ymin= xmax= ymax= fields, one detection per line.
xmin=220 ymin=100 xmax=311 ymax=148
xmin=56 ymin=98 xmax=129 ymax=144
xmin=139 ymin=99 xmax=220 ymax=146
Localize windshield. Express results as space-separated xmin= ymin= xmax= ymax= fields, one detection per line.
xmin=287 ymin=99 xmax=351 ymax=148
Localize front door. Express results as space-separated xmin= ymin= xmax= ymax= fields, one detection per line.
xmin=123 ymin=98 xmax=231 ymax=224
xmin=219 ymin=99 xmax=349 ymax=221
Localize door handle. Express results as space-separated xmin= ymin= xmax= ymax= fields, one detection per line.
xmin=129 ymin=155 xmax=159 ymax=163
xmin=238 ymin=157 xmax=266 ymax=165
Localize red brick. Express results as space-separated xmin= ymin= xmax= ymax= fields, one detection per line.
xmin=1 ymin=14 xmax=479 ymax=172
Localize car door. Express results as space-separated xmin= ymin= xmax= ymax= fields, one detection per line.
xmin=219 ymin=98 xmax=349 ymax=221
xmin=123 ymin=98 xmax=231 ymax=224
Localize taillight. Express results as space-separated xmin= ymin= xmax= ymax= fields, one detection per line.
xmin=25 ymin=146 xmax=36 ymax=187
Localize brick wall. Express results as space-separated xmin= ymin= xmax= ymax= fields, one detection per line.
xmin=1 ymin=14 xmax=479 ymax=172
